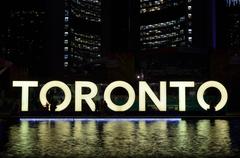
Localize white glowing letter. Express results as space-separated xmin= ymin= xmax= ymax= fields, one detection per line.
xmin=104 ymin=81 xmax=135 ymax=112
xmin=197 ymin=81 xmax=228 ymax=111
xmin=75 ymin=81 xmax=98 ymax=111
xmin=139 ymin=81 xmax=167 ymax=111
xmin=12 ymin=81 xmax=38 ymax=111
xmin=39 ymin=81 xmax=71 ymax=111
xmin=170 ymin=81 xmax=195 ymax=111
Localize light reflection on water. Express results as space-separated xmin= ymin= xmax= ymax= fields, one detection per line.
xmin=1 ymin=119 xmax=240 ymax=157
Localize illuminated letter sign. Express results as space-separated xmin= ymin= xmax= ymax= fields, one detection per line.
xmin=12 ymin=81 xmax=38 ymax=111
xmin=139 ymin=81 xmax=167 ymax=111
xmin=12 ymin=80 xmax=228 ymax=113
xmin=104 ymin=81 xmax=135 ymax=112
xmin=39 ymin=81 xmax=71 ymax=111
xmin=197 ymin=81 xmax=228 ymax=111
xmin=170 ymin=81 xmax=195 ymax=111
xmin=75 ymin=81 xmax=98 ymax=111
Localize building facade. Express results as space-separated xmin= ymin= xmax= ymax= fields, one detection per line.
xmin=139 ymin=0 xmax=193 ymax=50
xmin=3 ymin=0 xmax=48 ymax=78
xmin=217 ymin=0 xmax=240 ymax=48
xmin=63 ymin=0 xmax=102 ymax=76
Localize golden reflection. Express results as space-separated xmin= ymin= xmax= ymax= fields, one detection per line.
xmin=4 ymin=119 xmax=237 ymax=157
xmin=211 ymin=120 xmax=231 ymax=154
xmin=73 ymin=120 xmax=83 ymax=139
xmin=38 ymin=122 xmax=49 ymax=151
xmin=70 ymin=121 xmax=99 ymax=156
xmin=148 ymin=121 xmax=169 ymax=146
xmin=196 ymin=120 xmax=231 ymax=155
xmin=103 ymin=121 xmax=135 ymax=157
xmin=177 ymin=120 xmax=188 ymax=147
xmin=8 ymin=121 xmax=32 ymax=156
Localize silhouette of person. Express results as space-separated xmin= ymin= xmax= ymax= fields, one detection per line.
xmin=50 ymin=100 xmax=57 ymax=113
xmin=45 ymin=103 xmax=50 ymax=112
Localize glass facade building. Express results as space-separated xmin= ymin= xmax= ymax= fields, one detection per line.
xmin=5 ymin=0 xmax=47 ymax=78
xmin=223 ymin=0 xmax=240 ymax=48
xmin=7 ymin=10 xmax=46 ymax=63
xmin=64 ymin=0 xmax=102 ymax=74
xmin=139 ymin=0 xmax=192 ymax=50
xmin=225 ymin=0 xmax=240 ymax=6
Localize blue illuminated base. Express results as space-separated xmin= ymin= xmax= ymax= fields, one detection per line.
xmin=2 ymin=110 xmax=230 ymax=121
xmin=17 ymin=111 xmax=230 ymax=122
xmin=20 ymin=118 xmax=181 ymax=122
xmin=18 ymin=110 xmax=227 ymax=118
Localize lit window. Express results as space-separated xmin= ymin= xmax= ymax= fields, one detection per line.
xmin=64 ymin=62 xmax=68 ymax=67
xmin=188 ymin=36 xmax=192 ymax=42
xmin=64 ymin=17 xmax=69 ymax=22
xmin=188 ymin=14 xmax=192 ymax=19
xmin=64 ymin=32 xmax=69 ymax=36
xmin=64 ymin=40 xmax=68 ymax=44
xmin=188 ymin=29 xmax=192 ymax=34
xmin=64 ymin=54 xmax=68 ymax=59
xmin=64 ymin=47 xmax=69 ymax=51
xmin=188 ymin=6 xmax=192 ymax=10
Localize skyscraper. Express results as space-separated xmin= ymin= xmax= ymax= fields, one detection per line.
xmin=217 ymin=0 xmax=240 ymax=48
xmin=216 ymin=0 xmax=240 ymax=112
xmin=63 ymin=0 xmax=102 ymax=76
xmin=139 ymin=0 xmax=193 ymax=50
xmin=4 ymin=0 xmax=48 ymax=78
xmin=136 ymin=0 xmax=211 ymax=81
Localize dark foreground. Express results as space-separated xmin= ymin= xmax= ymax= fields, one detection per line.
xmin=0 ymin=118 xmax=240 ymax=158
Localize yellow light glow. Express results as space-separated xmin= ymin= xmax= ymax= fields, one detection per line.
xmin=170 ymin=81 xmax=195 ymax=111
xmin=104 ymin=81 xmax=135 ymax=112
xmin=39 ymin=81 xmax=71 ymax=111
xmin=139 ymin=81 xmax=167 ymax=111
xmin=75 ymin=81 xmax=98 ymax=111
xmin=197 ymin=81 xmax=228 ymax=111
xmin=12 ymin=81 xmax=38 ymax=111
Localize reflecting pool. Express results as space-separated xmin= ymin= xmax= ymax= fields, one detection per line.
xmin=0 ymin=119 xmax=240 ymax=157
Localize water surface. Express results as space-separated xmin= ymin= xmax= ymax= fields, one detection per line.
xmin=0 ymin=119 xmax=240 ymax=157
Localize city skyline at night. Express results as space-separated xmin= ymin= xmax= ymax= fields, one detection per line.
xmin=1 ymin=2 xmax=240 ymax=158
xmin=0 ymin=0 xmax=240 ymax=79
xmin=0 ymin=0 xmax=239 ymax=114
xmin=63 ymin=0 xmax=102 ymax=75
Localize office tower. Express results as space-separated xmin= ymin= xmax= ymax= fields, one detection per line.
xmin=63 ymin=0 xmax=102 ymax=76
xmin=4 ymin=0 xmax=48 ymax=78
xmin=218 ymin=0 xmax=240 ymax=48
xmin=7 ymin=10 xmax=46 ymax=64
xmin=225 ymin=0 xmax=240 ymax=6
xmin=215 ymin=0 xmax=240 ymax=112
xmin=136 ymin=0 xmax=212 ymax=82
xmin=139 ymin=0 xmax=193 ymax=50
xmin=0 ymin=4 xmax=8 ymax=60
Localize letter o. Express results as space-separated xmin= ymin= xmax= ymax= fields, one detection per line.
xmin=197 ymin=81 xmax=228 ymax=111
xmin=39 ymin=81 xmax=71 ymax=111
xmin=104 ymin=81 xmax=135 ymax=112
